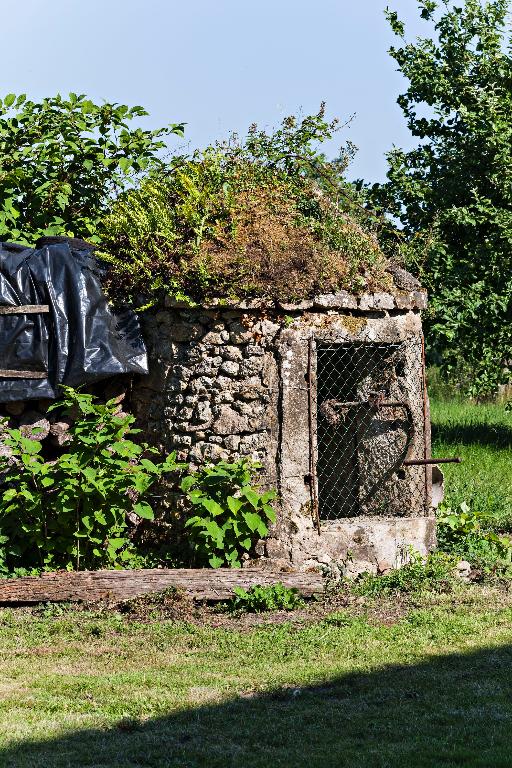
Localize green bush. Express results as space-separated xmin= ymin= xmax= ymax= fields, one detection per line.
xmin=0 ymin=93 xmax=183 ymax=244
xmin=182 ymin=459 xmax=276 ymax=567
xmin=353 ymin=550 xmax=457 ymax=597
xmin=0 ymin=388 xmax=180 ymax=572
xmin=226 ymin=583 xmax=304 ymax=613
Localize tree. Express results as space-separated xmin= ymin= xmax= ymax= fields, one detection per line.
xmin=373 ymin=0 xmax=512 ymax=396
xmin=0 ymin=93 xmax=184 ymax=245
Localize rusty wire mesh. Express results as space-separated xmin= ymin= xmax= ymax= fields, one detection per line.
xmin=310 ymin=338 xmax=429 ymax=520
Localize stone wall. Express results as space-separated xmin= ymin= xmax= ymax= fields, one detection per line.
xmin=131 ymin=289 xmax=436 ymax=573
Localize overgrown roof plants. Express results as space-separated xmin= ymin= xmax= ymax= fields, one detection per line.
xmin=98 ymin=106 xmax=393 ymax=306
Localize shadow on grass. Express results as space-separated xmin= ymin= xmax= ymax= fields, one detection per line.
xmin=432 ymin=420 xmax=512 ymax=449
xmin=2 ymin=644 xmax=512 ymax=768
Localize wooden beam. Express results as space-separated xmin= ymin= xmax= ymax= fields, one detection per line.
xmin=0 ymin=568 xmax=325 ymax=604
xmin=0 ymin=369 xmax=47 ymax=379
xmin=0 ymin=305 xmax=49 ymax=314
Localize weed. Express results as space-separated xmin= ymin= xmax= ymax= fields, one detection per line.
xmin=437 ymin=502 xmax=512 ymax=576
xmin=225 ymin=583 xmax=305 ymax=613
xmin=353 ymin=551 xmax=457 ymax=597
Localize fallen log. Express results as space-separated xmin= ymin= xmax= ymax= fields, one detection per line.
xmin=0 ymin=567 xmax=325 ymax=604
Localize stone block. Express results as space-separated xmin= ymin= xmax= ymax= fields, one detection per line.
xmin=372 ymin=292 xmax=395 ymax=310
xmin=213 ymin=405 xmax=249 ymax=435
xmin=411 ymin=290 xmax=428 ymax=309
xmin=313 ymin=291 xmax=358 ymax=309
xmin=277 ymin=300 xmax=314 ymax=311
xmin=394 ymin=291 xmax=414 ymax=309
xmin=201 ymin=331 xmax=224 ymax=345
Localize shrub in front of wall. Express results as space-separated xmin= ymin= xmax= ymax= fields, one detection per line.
xmin=353 ymin=550 xmax=458 ymax=597
xmin=182 ymin=458 xmax=276 ymax=568
xmin=0 ymin=387 xmax=181 ymax=573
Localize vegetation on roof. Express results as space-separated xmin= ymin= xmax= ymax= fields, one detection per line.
xmin=98 ymin=107 xmax=392 ymax=306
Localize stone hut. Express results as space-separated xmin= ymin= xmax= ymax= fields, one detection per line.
xmin=132 ymin=278 xmax=435 ymax=575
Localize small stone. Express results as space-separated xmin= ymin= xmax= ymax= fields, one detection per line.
xmin=49 ymin=419 xmax=72 ymax=446
xmin=172 ymin=406 xmax=194 ymax=421
xmin=188 ymin=376 xmax=214 ymax=394
xmin=244 ymin=344 xmax=265 ymax=357
xmin=219 ymin=360 xmax=240 ymax=377
xmin=190 ymin=441 xmax=226 ymax=463
xmin=259 ymin=319 xmax=281 ymax=336
xmin=19 ymin=412 xmax=50 ymax=441
xmin=222 ymin=346 xmax=243 ymax=362
xmin=239 ymin=358 xmax=263 ymax=377
xmin=193 ymin=401 xmax=213 ymax=424
xmin=239 ymin=432 xmax=266 ymax=451
xmin=277 ymin=300 xmax=314 ymax=311
xmin=170 ymin=435 xmax=192 ymax=447
xmin=196 ymin=357 xmax=222 ymax=375
xmin=201 ymin=332 xmax=223 ymax=345
xmin=229 ymin=321 xmax=253 ymax=344
xmin=223 ymin=434 xmax=240 ymax=451
xmin=212 ymin=376 xmax=233 ymax=391
xmin=236 ymin=387 xmax=262 ymax=402
xmin=456 ymin=560 xmax=472 ymax=581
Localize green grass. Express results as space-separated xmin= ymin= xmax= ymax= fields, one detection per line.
xmin=431 ymin=397 xmax=512 ymax=530
xmin=0 ymin=595 xmax=512 ymax=767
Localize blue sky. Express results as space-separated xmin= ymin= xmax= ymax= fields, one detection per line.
xmin=2 ymin=0 xmax=427 ymax=182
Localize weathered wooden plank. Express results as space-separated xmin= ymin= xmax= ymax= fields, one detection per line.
xmin=0 ymin=369 xmax=47 ymax=379
xmin=0 ymin=568 xmax=325 ymax=604
xmin=0 ymin=305 xmax=49 ymax=314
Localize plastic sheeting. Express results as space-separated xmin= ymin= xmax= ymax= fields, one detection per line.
xmin=0 ymin=237 xmax=148 ymax=402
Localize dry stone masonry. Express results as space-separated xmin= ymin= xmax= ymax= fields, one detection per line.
xmin=132 ymin=286 xmax=435 ymax=575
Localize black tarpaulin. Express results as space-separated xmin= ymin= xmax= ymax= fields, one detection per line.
xmin=0 ymin=237 xmax=148 ymax=402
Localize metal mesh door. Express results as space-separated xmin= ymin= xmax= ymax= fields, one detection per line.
xmin=312 ymin=339 xmax=427 ymax=520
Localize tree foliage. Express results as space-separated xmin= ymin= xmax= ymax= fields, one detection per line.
xmin=0 ymin=93 xmax=184 ymax=245
xmin=374 ymin=0 xmax=512 ymax=396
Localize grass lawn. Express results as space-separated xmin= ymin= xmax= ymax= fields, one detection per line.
xmin=0 ymin=395 xmax=510 ymax=768
xmin=431 ymin=397 xmax=512 ymax=530
xmin=0 ymin=590 xmax=512 ymax=768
